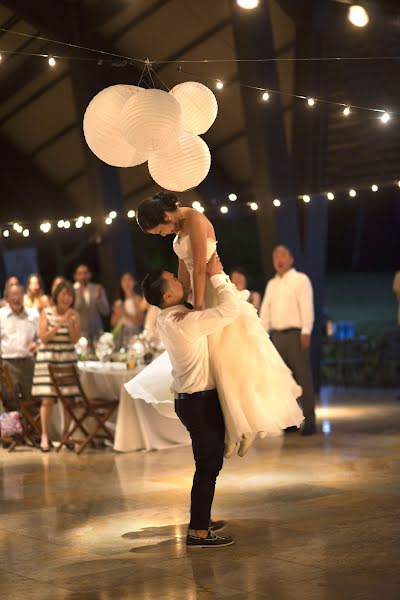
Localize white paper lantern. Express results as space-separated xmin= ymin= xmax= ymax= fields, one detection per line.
xmin=83 ymin=84 xmax=148 ymax=168
xmin=148 ymin=132 xmax=211 ymax=192
xmin=170 ymin=81 xmax=218 ymax=135
xmin=121 ymin=88 xmax=182 ymax=154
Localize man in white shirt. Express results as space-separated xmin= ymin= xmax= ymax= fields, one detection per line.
xmin=0 ymin=283 xmax=39 ymax=410
xmin=260 ymin=245 xmax=316 ymax=435
xmin=141 ymin=253 xmax=239 ymax=549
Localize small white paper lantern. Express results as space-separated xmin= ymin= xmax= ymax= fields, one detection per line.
xmin=148 ymin=132 xmax=211 ymax=192
xmin=170 ymin=81 xmax=218 ymax=135
xmin=121 ymin=88 xmax=182 ymax=154
xmin=83 ymin=84 xmax=147 ymax=168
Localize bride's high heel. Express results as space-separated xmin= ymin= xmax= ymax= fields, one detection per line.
xmin=224 ymin=442 xmax=237 ymax=458
xmin=237 ymin=435 xmax=256 ymax=458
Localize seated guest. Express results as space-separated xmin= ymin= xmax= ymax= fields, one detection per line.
xmin=73 ymin=264 xmax=109 ymax=345
xmin=0 ymin=275 xmax=21 ymax=307
xmin=24 ymin=273 xmax=49 ymax=311
xmin=230 ymin=267 xmax=261 ymax=312
xmin=0 ymin=283 xmax=39 ymax=409
xmin=32 ymin=281 xmax=81 ymax=452
xmin=111 ymin=272 xmax=146 ymax=334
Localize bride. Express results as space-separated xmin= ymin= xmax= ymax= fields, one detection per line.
xmin=131 ymin=191 xmax=303 ymax=456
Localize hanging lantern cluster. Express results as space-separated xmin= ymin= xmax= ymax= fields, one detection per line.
xmin=83 ymin=82 xmax=218 ymax=192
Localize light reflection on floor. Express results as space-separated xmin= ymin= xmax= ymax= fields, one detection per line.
xmin=1 ymin=386 xmax=400 ymax=599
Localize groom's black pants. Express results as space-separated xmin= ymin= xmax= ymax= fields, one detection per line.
xmin=175 ymin=389 xmax=225 ymax=531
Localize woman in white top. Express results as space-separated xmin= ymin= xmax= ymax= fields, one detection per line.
xmin=111 ymin=273 xmax=146 ymax=341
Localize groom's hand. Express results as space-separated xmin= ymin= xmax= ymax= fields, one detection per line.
xmin=207 ymin=253 xmax=223 ymax=277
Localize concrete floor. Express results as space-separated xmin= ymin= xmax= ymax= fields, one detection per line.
xmin=1 ymin=387 xmax=400 ymax=600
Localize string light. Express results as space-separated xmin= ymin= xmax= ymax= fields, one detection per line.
xmin=75 ymin=220 xmax=83 ymax=228
xmin=397 ymin=181 xmax=400 ymax=188
xmin=57 ymin=220 xmax=64 ymax=228
xmin=3 ymin=230 xmax=9 ymax=237
xmin=371 ymin=184 xmax=378 ymax=192
xmin=273 ymin=199 xmax=281 ymax=207
xmin=307 ymin=98 xmax=315 ymax=107
xmin=84 ymin=216 xmax=92 ymax=224
xmin=220 ymin=206 xmax=228 ymax=214
xmin=303 ymin=194 xmax=311 ymax=203
xmin=237 ymin=0 xmax=259 ymax=8
xmin=380 ymin=112 xmax=390 ymax=124
xmin=127 ymin=210 xmax=135 ymax=218
xmin=343 ymin=106 xmax=351 ymax=117
xmin=216 ymin=80 xmax=224 ymax=90
xmin=262 ymin=91 xmax=270 ymax=101
xmin=64 ymin=220 xmax=71 ymax=229
xmin=348 ymin=5 xmax=369 ymax=28
xmin=22 ymin=229 xmax=29 ymax=237
xmin=40 ymin=222 xmax=51 ymax=233
xmin=192 ymin=201 xmax=201 ymax=210
xmin=198 ymin=206 xmax=205 ymax=213
xmin=349 ymin=189 xmax=357 ymax=197
xmin=105 ymin=217 xmax=113 ymax=225
xmin=48 ymin=56 xmax=56 ymax=67
xmin=109 ymin=210 xmax=117 ymax=219
xmin=327 ymin=192 xmax=335 ymax=200
xmin=228 ymin=193 xmax=237 ymax=201
xmin=250 ymin=202 xmax=258 ymax=210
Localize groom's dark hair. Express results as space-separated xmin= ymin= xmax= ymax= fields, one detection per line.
xmin=142 ymin=270 xmax=167 ymax=308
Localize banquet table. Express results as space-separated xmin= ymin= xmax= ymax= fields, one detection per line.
xmin=77 ymin=361 xmax=190 ymax=452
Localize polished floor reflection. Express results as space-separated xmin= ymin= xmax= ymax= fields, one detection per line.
xmin=1 ymin=387 xmax=400 ymax=599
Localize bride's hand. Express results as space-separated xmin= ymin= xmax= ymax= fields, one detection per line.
xmin=172 ymin=310 xmax=190 ymax=322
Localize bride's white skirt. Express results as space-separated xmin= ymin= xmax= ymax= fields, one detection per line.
xmin=125 ymin=292 xmax=304 ymax=442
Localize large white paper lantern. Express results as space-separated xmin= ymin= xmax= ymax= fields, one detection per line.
xmin=121 ymin=88 xmax=182 ymax=154
xmin=83 ymin=84 xmax=147 ymax=167
xmin=170 ymin=81 xmax=218 ymax=135
xmin=148 ymin=132 xmax=211 ymax=192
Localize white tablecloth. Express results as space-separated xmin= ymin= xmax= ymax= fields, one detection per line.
xmin=78 ymin=362 xmax=190 ymax=452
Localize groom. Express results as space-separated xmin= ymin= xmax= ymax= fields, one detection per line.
xmin=141 ymin=253 xmax=239 ymax=548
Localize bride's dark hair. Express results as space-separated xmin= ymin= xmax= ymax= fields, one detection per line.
xmin=136 ymin=191 xmax=180 ymax=232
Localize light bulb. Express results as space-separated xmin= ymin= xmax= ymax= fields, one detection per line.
xmin=303 ymin=194 xmax=311 ymax=203
xmin=105 ymin=217 xmax=113 ymax=225
xmin=109 ymin=210 xmax=117 ymax=219
xmin=64 ymin=220 xmax=71 ymax=229
xmin=216 ymin=80 xmax=224 ymax=90
xmin=348 ymin=5 xmax=369 ymax=28
xmin=327 ymin=192 xmax=335 ymax=201
xmin=48 ymin=56 xmax=56 ymax=67
xmin=307 ymin=98 xmax=315 ymax=107
xmin=3 ymin=229 xmax=9 ymax=237
xmin=22 ymin=229 xmax=29 ymax=237
xmin=349 ymin=189 xmax=357 ymax=197
xmin=13 ymin=223 xmax=20 ymax=231
xmin=273 ymin=199 xmax=281 ymax=207
xmin=84 ymin=216 xmax=92 ymax=224
xmin=127 ymin=210 xmax=135 ymax=218
xmin=371 ymin=184 xmax=378 ymax=192
xmin=192 ymin=201 xmax=201 ymax=210
xmin=250 ymin=202 xmax=258 ymax=211
xmin=380 ymin=112 xmax=390 ymax=124
xmin=220 ymin=206 xmax=228 ymax=214
xmin=75 ymin=220 xmax=83 ymax=228
xmin=343 ymin=106 xmax=351 ymax=116
xmin=262 ymin=91 xmax=270 ymax=102
xmin=228 ymin=193 xmax=237 ymax=201
xmin=57 ymin=220 xmax=64 ymax=228
xmin=237 ymin=0 xmax=259 ymax=8
xmin=198 ymin=207 xmax=205 ymax=213
xmin=397 ymin=181 xmax=400 ymax=188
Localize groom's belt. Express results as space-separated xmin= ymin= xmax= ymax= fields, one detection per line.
xmin=175 ymin=389 xmax=217 ymax=401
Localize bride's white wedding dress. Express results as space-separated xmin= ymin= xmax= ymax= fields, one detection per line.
xmin=125 ymin=234 xmax=304 ymax=442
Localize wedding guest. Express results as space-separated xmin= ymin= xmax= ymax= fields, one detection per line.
xmin=24 ymin=273 xmax=49 ymax=311
xmin=0 ymin=275 xmax=21 ymax=307
xmin=0 ymin=283 xmax=38 ymax=409
xmin=111 ymin=272 xmax=146 ymax=334
xmin=393 ymin=270 xmax=400 ymax=325
xmin=32 ymin=280 xmax=80 ymax=452
xmin=230 ymin=267 xmax=261 ymax=311
xmin=260 ymin=245 xmax=316 ymax=436
xmin=73 ymin=264 xmax=109 ymax=344
xmin=51 ymin=276 xmax=65 ymax=296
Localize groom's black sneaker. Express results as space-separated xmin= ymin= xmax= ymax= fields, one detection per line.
xmin=301 ymin=419 xmax=316 ymax=436
xmin=209 ymin=519 xmax=226 ymax=532
xmin=186 ymin=529 xmax=234 ymax=548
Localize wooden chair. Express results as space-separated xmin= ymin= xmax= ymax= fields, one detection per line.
xmin=0 ymin=363 xmax=41 ymax=451
xmin=48 ymin=364 xmax=118 ymax=455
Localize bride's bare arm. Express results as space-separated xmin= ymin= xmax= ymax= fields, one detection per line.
xmin=187 ymin=213 xmax=209 ymax=309
xmin=178 ymin=259 xmax=191 ymax=299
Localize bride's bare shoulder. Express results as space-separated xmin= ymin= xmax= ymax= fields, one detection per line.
xmin=184 ymin=207 xmax=215 ymax=238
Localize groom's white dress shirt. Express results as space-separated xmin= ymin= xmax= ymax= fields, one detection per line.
xmin=157 ymin=274 xmax=240 ymax=394
xmin=259 ymin=268 xmax=314 ymax=335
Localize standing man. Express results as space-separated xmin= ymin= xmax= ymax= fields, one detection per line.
xmin=0 ymin=283 xmax=39 ymax=409
xmin=141 ymin=253 xmax=239 ymax=548
xmin=260 ymin=245 xmax=316 ymax=436
xmin=73 ymin=264 xmax=110 ymax=345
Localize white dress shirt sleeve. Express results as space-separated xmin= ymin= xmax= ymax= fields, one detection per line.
xmin=298 ymin=275 xmax=314 ymax=335
xmin=259 ymin=281 xmax=271 ymax=331
xmin=176 ymin=274 xmax=240 ymax=338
